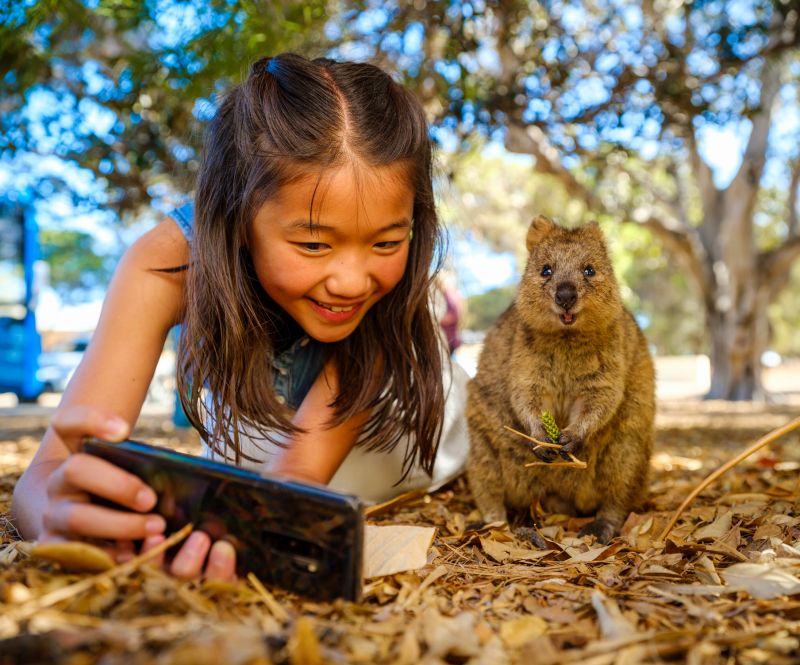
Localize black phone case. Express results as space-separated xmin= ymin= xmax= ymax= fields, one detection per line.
xmin=82 ymin=438 xmax=364 ymax=601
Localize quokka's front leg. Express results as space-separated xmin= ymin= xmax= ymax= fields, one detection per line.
xmin=465 ymin=421 xmax=509 ymax=524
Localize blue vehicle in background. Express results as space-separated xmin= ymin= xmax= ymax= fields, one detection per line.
xmin=0 ymin=197 xmax=44 ymax=402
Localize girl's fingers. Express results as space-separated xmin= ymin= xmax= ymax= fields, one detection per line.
xmin=51 ymin=406 xmax=130 ymax=451
xmin=204 ymin=540 xmax=237 ymax=582
xmin=42 ymin=500 xmax=165 ymax=541
xmin=141 ymin=534 xmax=166 ymax=568
xmin=47 ymin=453 xmax=158 ymax=512
xmin=170 ymin=531 xmax=211 ymax=579
xmin=113 ymin=540 xmax=136 ymax=563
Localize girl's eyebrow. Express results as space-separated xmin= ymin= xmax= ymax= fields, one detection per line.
xmin=284 ymin=218 xmax=412 ymax=233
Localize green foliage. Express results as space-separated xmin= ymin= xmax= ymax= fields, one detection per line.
xmin=437 ymin=145 xmax=590 ymax=261
xmin=2 ymin=0 xmax=332 ymax=215
xmin=540 ymin=411 xmax=560 ymax=443
xmin=7 ymin=0 xmax=800 ymax=367
xmin=40 ymin=229 xmax=114 ymax=300
xmin=605 ymin=222 xmax=707 ymax=356
xmin=464 ymin=284 xmax=516 ymax=331
xmin=341 ymin=1 xmax=800 ymax=388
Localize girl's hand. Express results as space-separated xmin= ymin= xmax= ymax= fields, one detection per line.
xmin=127 ymin=533 xmax=237 ymax=582
xmin=40 ymin=406 xmax=165 ymax=558
xmin=43 ymin=406 xmax=236 ymax=580
xmin=165 ymin=532 xmax=237 ymax=581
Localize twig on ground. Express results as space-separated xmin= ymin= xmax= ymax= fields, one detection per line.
xmin=11 ymin=523 xmax=193 ymax=620
xmin=659 ymin=415 xmax=800 ymax=541
xmin=247 ymin=572 xmax=290 ymax=623
xmin=365 ymin=489 xmax=427 ymax=518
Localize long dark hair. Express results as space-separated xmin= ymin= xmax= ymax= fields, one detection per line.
xmin=177 ymin=53 xmax=445 ymax=477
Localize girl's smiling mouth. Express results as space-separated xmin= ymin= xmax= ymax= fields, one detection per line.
xmin=308 ymin=298 xmax=364 ymax=322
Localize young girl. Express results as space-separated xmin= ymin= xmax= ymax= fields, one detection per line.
xmin=12 ymin=53 xmax=469 ymax=581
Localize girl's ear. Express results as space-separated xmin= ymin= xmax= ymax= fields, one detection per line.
xmin=526 ymin=215 xmax=556 ymax=252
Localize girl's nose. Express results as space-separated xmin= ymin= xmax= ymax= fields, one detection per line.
xmin=325 ymin=256 xmax=372 ymax=299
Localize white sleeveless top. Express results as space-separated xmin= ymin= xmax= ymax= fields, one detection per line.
xmin=201 ymin=356 xmax=470 ymax=504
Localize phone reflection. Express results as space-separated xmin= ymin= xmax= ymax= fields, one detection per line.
xmin=84 ymin=439 xmax=363 ymax=601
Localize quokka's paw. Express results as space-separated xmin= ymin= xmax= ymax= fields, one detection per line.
xmin=557 ymin=430 xmax=585 ymax=460
xmin=513 ymin=526 xmax=549 ymax=550
xmin=476 ymin=508 xmax=508 ymax=527
xmin=578 ymin=518 xmax=618 ymax=544
xmin=532 ymin=441 xmax=560 ymax=462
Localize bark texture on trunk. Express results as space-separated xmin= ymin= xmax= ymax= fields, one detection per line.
xmin=706 ymin=296 xmax=769 ymax=401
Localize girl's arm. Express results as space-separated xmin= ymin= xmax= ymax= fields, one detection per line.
xmin=264 ymin=360 xmax=369 ymax=484
xmin=11 ymin=218 xmax=189 ymax=541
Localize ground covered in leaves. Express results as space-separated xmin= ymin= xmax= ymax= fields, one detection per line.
xmin=1 ymin=399 xmax=800 ymax=664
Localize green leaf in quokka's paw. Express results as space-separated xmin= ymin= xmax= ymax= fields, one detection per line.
xmin=540 ymin=411 xmax=561 ymax=443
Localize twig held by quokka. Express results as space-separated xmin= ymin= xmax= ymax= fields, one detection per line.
xmin=502 ymin=425 xmax=561 ymax=449
xmin=504 ymin=425 xmax=588 ymax=469
xmin=658 ymin=415 xmax=800 ymax=542
xmin=525 ymin=458 xmax=588 ymax=469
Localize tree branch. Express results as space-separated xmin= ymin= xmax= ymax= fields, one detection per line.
xmin=725 ymin=60 xmax=783 ymax=202
xmin=788 ymin=158 xmax=800 ymax=239
xmin=630 ymin=207 xmax=713 ymax=300
xmin=760 ymin=236 xmax=800 ymax=290
xmin=504 ymin=123 xmax=604 ymax=209
xmin=625 ymin=162 xmax=685 ymax=225
xmin=688 ymin=128 xmax=717 ymax=224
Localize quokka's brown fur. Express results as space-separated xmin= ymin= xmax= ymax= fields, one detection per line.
xmin=466 ymin=215 xmax=655 ymax=543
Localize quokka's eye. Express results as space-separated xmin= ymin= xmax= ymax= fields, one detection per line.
xmin=583 ymin=265 xmax=596 ymax=277
xmin=541 ymin=265 xmax=553 ymax=277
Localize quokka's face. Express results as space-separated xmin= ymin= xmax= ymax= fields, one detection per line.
xmin=517 ymin=218 xmax=622 ymax=333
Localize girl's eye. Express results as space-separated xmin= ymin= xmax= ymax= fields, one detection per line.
xmin=299 ymin=242 xmax=329 ymax=252
xmin=374 ymin=240 xmax=402 ymax=250
xmin=583 ymin=265 xmax=596 ymax=277
xmin=541 ymin=265 xmax=553 ymax=277
xmin=297 ymin=242 xmax=330 ymax=254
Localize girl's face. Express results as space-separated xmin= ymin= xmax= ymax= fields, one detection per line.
xmin=249 ymin=162 xmax=414 ymax=343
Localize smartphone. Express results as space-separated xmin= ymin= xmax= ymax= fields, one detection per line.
xmin=81 ymin=437 xmax=364 ymax=601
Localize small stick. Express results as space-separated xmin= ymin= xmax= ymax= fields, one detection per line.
xmin=247 ymin=572 xmax=290 ymax=623
xmin=364 ymin=489 xmax=427 ymax=518
xmin=525 ymin=457 xmax=587 ymax=470
xmin=503 ymin=425 xmax=561 ymax=449
xmin=658 ymin=415 xmax=800 ymax=541
xmin=13 ymin=523 xmax=193 ymax=620
xmin=505 ymin=424 xmax=587 ymax=469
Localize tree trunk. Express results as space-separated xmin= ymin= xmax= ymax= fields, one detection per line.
xmin=706 ymin=295 xmax=768 ymax=401
xmin=697 ymin=63 xmax=782 ymax=401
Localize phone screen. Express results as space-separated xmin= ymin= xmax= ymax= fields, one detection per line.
xmin=82 ymin=438 xmax=364 ymax=601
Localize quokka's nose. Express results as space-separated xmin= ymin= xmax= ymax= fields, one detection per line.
xmin=555 ymin=282 xmax=577 ymax=310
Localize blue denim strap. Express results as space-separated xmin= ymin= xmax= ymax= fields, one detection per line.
xmin=272 ymin=336 xmax=326 ymax=410
xmin=170 ymin=202 xmax=194 ymax=242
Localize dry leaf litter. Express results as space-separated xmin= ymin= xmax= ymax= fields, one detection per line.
xmin=1 ymin=400 xmax=800 ymax=664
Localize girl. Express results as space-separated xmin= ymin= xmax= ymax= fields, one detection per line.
xmin=12 ymin=53 xmax=469 ymax=581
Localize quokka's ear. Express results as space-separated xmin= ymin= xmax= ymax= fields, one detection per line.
xmin=526 ymin=215 xmax=556 ymax=252
xmin=582 ymin=221 xmax=605 ymax=242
